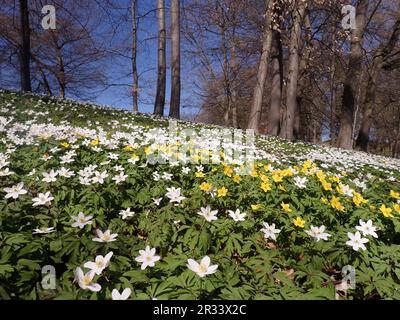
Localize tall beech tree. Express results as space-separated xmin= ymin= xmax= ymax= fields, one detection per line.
xmin=169 ymin=0 xmax=181 ymax=119
xmin=154 ymin=0 xmax=166 ymax=116
xmin=337 ymin=0 xmax=369 ymax=149
xmin=19 ymin=0 xmax=31 ymax=92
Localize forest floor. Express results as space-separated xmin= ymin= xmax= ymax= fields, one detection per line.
xmin=1 ymin=90 xmax=400 ymax=300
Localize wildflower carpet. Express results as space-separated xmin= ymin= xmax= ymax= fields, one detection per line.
xmin=1 ymin=90 xmax=400 ymax=300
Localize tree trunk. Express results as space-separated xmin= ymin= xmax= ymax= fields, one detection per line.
xmin=132 ymin=0 xmax=139 ymax=113
xmin=356 ymin=6 xmax=400 ymax=151
xmin=39 ymin=66 xmax=52 ymax=96
xmin=247 ymin=0 xmax=274 ymax=132
xmin=19 ymin=0 xmax=31 ymax=92
xmin=337 ymin=0 xmax=368 ymax=149
xmin=230 ymin=31 xmax=238 ymax=128
xmin=220 ymin=13 xmax=231 ymax=127
xmin=329 ymin=26 xmax=337 ymax=144
xmin=154 ymin=0 xmax=166 ymax=116
xmin=280 ymin=0 xmax=306 ymax=140
xmin=53 ymin=36 xmax=66 ymax=99
xmin=293 ymin=96 xmax=302 ymax=140
xmin=268 ymin=30 xmax=283 ymax=136
xmin=169 ymin=0 xmax=181 ymax=119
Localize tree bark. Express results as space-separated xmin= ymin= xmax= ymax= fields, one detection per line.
xmin=329 ymin=26 xmax=337 ymax=144
xmin=154 ymin=0 xmax=166 ymax=116
xmin=38 ymin=65 xmax=52 ymax=96
xmin=247 ymin=0 xmax=274 ymax=132
xmin=220 ymin=11 xmax=231 ymax=127
xmin=280 ymin=0 xmax=306 ymax=140
xmin=230 ymin=45 xmax=238 ymax=129
xmin=337 ymin=0 xmax=369 ymax=149
xmin=169 ymin=0 xmax=181 ymax=119
xmin=356 ymin=5 xmax=400 ymax=151
xmin=51 ymin=31 xmax=66 ymax=99
xmin=268 ymin=30 xmax=283 ymax=136
xmin=19 ymin=0 xmax=31 ymax=92
xmin=293 ymin=96 xmax=302 ymax=140
xmin=132 ymin=0 xmax=139 ymax=113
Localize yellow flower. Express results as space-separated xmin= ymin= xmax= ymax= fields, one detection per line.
xmin=330 ymin=176 xmax=340 ymax=183
xmin=195 ymin=172 xmax=205 ymax=178
xmin=130 ymin=154 xmax=139 ymax=161
xmin=223 ymin=165 xmax=233 ymax=177
xmin=261 ymin=182 xmax=271 ymax=192
xmin=233 ymin=175 xmax=242 ymax=183
xmin=353 ymin=192 xmax=367 ymax=207
xmin=336 ymin=184 xmax=344 ymax=195
xmin=394 ymin=203 xmax=400 ymax=213
xmin=303 ymin=159 xmax=313 ymax=168
xmin=316 ymin=170 xmax=326 ymax=181
xmin=250 ymin=168 xmax=258 ymax=177
xmin=217 ymin=187 xmax=228 ymax=198
xmin=144 ymin=146 xmax=152 ymax=155
xmin=380 ymin=204 xmax=393 ymax=218
xmin=330 ymin=196 xmax=345 ymax=212
xmin=281 ymin=202 xmax=292 ymax=213
xmin=321 ymin=179 xmax=332 ymax=191
xmin=211 ymin=168 xmax=217 ymax=173
xmin=124 ymin=144 xmax=133 ymax=151
xmin=293 ymin=217 xmax=305 ymax=228
xmin=192 ymin=154 xmax=202 ymax=162
xmin=278 ymin=185 xmax=286 ymax=191
xmin=321 ymin=197 xmax=328 ymax=204
xmin=90 ymin=138 xmax=99 ymax=146
xmin=264 ymin=164 xmax=272 ymax=172
xmin=272 ymin=174 xmax=283 ymax=183
xmin=281 ymin=169 xmax=294 ymax=177
xmin=60 ymin=141 xmax=70 ymax=148
xmin=199 ymin=182 xmax=212 ymax=192
xmin=259 ymin=174 xmax=269 ymax=182
xmin=390 ymin=190 xmax=400 ymax=200
xmin=251 ymin=204 xmax=261 ymax=211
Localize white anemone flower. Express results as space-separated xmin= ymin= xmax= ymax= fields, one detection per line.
xmin=33 ymin=227 xmax=55 ymax=234
xmin=111 ymin=288 xmax=132 ymax=300
xmin=71 ymin=212 xmax=93 ymax=229
xmin=32 ymin=191 xmax=54 ymax=206
xmin=84 ymin=252 xmax=113 ymax=275
xmin=92 ymin=229 xmax=118 ymax=243
xmin=187 ymin=256 xmax=218 ymax=278
xmin=119 ymin=208 xmax=135 ymax=220
xmin=165 ymin=187 xmax=186 ymax=204
xmin=227 ymin=209 xmax=246 ymax=222
xmin=198 ymin=206 xmax=218 ymax=222
xmin=356 ymin=220 xmax=378 ymax=238
xmin=74 ymin=267 xmax=101 ymax=292
xmin=261 ymin=222 xmax=281 ymax=240
xmin=135 ymin=246 xmax=161 ymax=270
xmin=305 ymin=225 xmax=331 ymax=242
xmin=346 ymin=231 xmax=369 ymax=251
xmin=4 ymin=182 xmax=27 ymax=199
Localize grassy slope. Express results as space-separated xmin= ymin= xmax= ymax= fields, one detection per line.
xmin=1 ymin=90 xmax=400 ymax=300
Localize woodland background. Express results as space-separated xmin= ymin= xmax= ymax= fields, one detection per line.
xmin=1 ymin=0 xmax=399 ymax=157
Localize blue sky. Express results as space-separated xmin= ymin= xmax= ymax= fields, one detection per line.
xmin=88 ymin=0 xmax=201 ymax=118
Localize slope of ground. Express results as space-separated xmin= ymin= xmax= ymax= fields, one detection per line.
xmin=0 ymin=90 xmax=400 ymax=300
